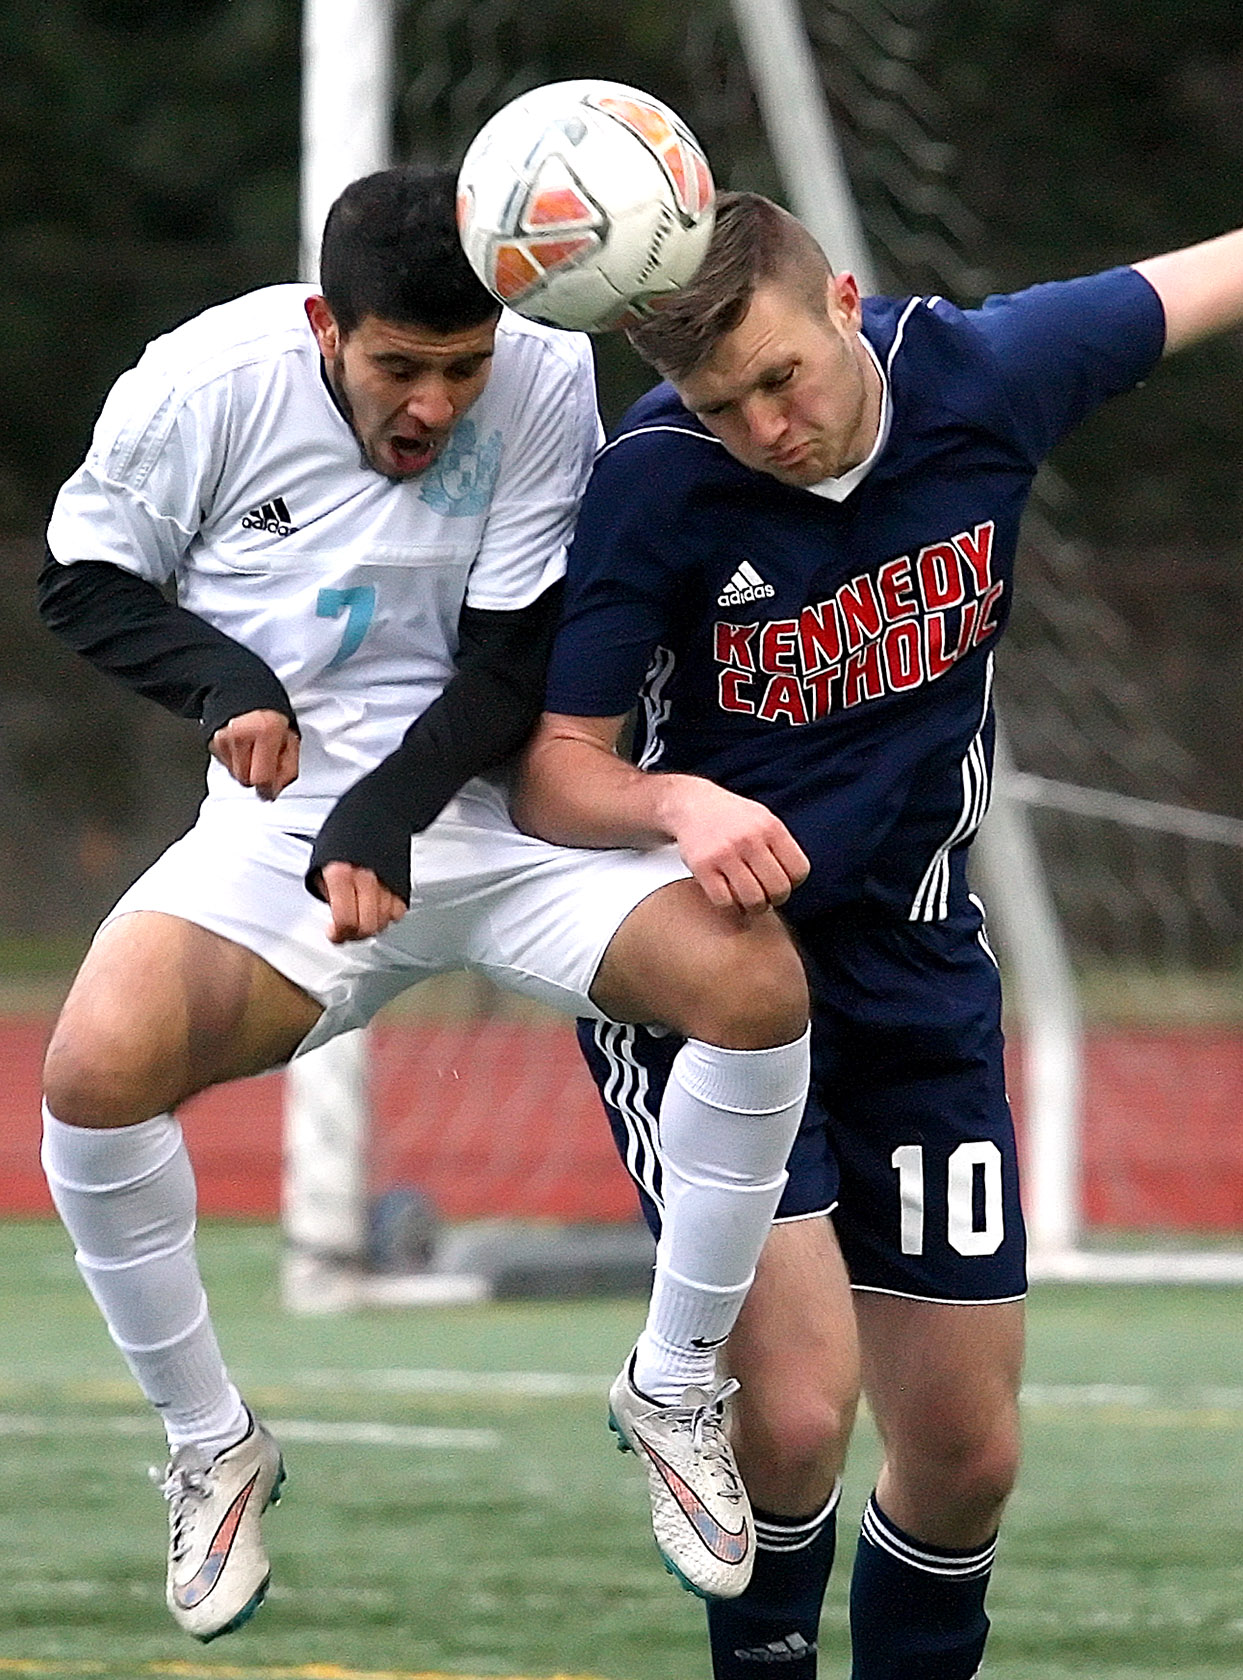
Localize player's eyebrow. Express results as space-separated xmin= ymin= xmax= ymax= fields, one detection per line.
xmin=370 ymin=349 xmax=493 ymax=372
xmin=695 ymin=361 xmax=796 ymax=416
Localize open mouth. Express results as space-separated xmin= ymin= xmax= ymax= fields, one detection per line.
xmin=388 ymin=434 xmax=437 ymax=474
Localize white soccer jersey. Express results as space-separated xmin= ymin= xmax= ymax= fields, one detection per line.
xmin=47 ymin=284 xmax=601 ymax=824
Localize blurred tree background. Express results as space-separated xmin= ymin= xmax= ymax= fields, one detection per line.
xmin=1 ymin=0 xmax=1241 ymax=946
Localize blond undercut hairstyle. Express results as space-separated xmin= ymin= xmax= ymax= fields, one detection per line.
xmin=626 ymin=192 xmax=832 ymax=381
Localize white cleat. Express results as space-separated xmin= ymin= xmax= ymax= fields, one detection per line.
xmin=155 ymin=1412 xmax=285 ymax=1641
xmin=608 ymin=1353 xmax=754 ymax=1599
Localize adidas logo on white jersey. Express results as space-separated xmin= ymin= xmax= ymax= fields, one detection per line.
xmin=242 ymin=496 xmax=297 ymax=537
xmin=734 ymin=1632 xmax=816 ymax=1664
xmin=718 ymin=560 xmax=776 ymax=607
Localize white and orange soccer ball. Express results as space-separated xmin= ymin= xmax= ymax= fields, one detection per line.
xmin=456 ymin=79 xmax=716 ymax=333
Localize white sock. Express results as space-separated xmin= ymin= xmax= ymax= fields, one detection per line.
xmin=633 ymin=1028 xmax=810 ymax=1404
xmin=40 ymin=1105 xmax=248 ymax=1455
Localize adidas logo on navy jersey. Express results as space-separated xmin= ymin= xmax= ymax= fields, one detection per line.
xmin=242 ymin=496 xmax=297 ymax=536
xmin=718 ymin=561 xmax=776 ymax=607
xmin=733 ymin=1632 xmax=815 ymax=1663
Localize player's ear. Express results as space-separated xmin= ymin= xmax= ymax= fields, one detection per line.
xmin=305 ymin=295 xmax=342 ymax=360
xmin=827 ymin=271 xmax=862 ymax=329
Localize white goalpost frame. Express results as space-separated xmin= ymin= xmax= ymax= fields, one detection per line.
xmin=282 ymin=0 xmax=398 ymax=1310
xmin=298 ymin=0 xmax=397 ymax=287
xmin=284 ymin=0 xmax=1243 ymax=1298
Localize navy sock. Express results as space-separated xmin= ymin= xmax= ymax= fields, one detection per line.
xmin=849 ymin=1494 xmax=995 ymax=1680
xmin=707 ymin=1485 xmax=839 ymax=1677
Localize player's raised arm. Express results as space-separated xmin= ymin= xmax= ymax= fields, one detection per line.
xmin=515 ymin=711 xmax=809 ymax=915
xmin=1134 ymin=228 xmax=1243 ymax=356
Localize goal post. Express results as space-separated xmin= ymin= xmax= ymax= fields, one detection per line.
xmin=276 ymin=0 xmax=1095 ymax=1299
xmin=282 ymin=0 xmax=1243 ymax=1301
xmin=298 ymin=0 xmax=396 ymax=286
xmin=282 ymin=0 xmax=397 ymax=1311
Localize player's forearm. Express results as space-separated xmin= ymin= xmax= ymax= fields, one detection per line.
xmin=514 ymin=722 xmax=692 ymax=850
xmin=307 ymin=662 xmax=544 ymax=901
xmin=37 ymin=553 xmax=297 ymax=741
xmin=308 ymin=581 xmax=564 ymax=903
xmin=1134 ymin=229 xmax=1243 ymax=355
xmin=518 ymin=711 xmax=812 ymax=910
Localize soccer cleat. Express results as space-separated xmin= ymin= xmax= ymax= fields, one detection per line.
xmin=154 ymin=1411 xmax=285 ymax=1641
xmin=608 ymin=1353 xmax=754 ymax=1599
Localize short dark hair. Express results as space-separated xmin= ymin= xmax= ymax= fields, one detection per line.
xmin=626 ymin=192 xmax=831 ymax=380
xmin=319 ymin=166 xmax=501 ymax=336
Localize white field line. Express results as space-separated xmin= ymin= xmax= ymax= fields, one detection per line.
xmin=7 ymin=1368 xmax=1243 ymax=1423
xmin=291 ymin=1367 xmax=607 ymax=1397
xmin=291 ymin=1369 xmax=1243 ymax=1414
xmin=0 ymin=1413 xmax=497 ymax=1450
xmin=0 ymin=1663 xmax=603 ymax=1679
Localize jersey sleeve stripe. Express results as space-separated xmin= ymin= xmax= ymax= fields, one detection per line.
xmin=908 ymin=651 xmax=995 ymax=923
xmin=636 ymin=646 xmax=678 ymax=770
xmin=594 ymin=422 xmax=725 ymax=464
xmin=885 ymin=296 xmax=924 ymax=375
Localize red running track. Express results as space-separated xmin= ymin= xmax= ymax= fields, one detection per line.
xmin=3 ymin=1015 xmax=1241 ymax=1230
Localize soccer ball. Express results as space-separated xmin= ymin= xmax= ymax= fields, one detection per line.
xmin=456 ymin=79 xmax=716 ymax=333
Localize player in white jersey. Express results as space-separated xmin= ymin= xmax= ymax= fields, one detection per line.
xmin=37 ymin=168 xmax=814 ymax=1641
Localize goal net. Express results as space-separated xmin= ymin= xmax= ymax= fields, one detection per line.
xmin=285 ymin=0 xmax=1243 ymax=1303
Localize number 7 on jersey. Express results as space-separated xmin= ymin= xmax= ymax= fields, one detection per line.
xmin=317 ymin=584 xmax=376 ymax=669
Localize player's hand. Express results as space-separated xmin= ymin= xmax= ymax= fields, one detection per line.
xmin=318 ymin=860 xmax=409 ymax=943
xmin=209 ymin=710 xmax=300 ymax=800
xmin=662 ymin=777 xmax=810 ymax=913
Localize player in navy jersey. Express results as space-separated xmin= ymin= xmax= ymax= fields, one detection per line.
xmin=515 ymin=192 xmax=1243 ymax=1679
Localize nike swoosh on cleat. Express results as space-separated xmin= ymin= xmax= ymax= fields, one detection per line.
xmin=637 ymin=1436 xmax=750 ymax=1565
xmin=173 ymin=1470 xmax=260 ymax=1610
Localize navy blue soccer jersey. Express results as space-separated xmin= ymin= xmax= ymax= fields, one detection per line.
xmin=545 ymin=266 xmax=1166 ymax=924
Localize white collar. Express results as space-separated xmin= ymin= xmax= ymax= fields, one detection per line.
xmin=803 ymin=334 xmax=890 ymax=502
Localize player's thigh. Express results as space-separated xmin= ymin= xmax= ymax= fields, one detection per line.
xmin=591 ymin=877 xmax=808 ymax=1048
xmin=854 ymin=1293 xmax=1024 ymax=1541
xmin=43 ymin=811 xmax=339 ymax=1125
xmin=45 ymin=910 xmax=322 ymax=1127
xmin=724 ymin=1215 xmax=860 ymax=1512
xmin=340 ymin=785 xmax=807 ymax=1046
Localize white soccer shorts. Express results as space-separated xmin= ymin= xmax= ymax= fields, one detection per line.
xmin=98 ymin=778 xmax=692 ymax=1052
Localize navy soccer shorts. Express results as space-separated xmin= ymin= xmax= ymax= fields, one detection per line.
xmin=578 ymin=900 xmax=1027 ymax=1303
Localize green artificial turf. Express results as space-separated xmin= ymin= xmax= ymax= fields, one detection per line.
xmin=1 ymin=1221 xmax=1242 ymax=1678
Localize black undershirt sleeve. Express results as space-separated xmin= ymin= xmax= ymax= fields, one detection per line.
xmin=307 ymin=579 xmax=565 ymax=905
xmin=37 ymin=552 xmax=298 ymax=742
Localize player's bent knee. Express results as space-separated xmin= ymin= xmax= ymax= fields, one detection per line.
xmin=594 ymin=881 xmax=809 ymax=1046
xmin=663 ymin=909 xmax=809 ymax=1047
xmin=736 ymin=1387 xmax=853 ymax=1478
xmin=703 ymin=940 xmax=808 ymax=1046
xmin=43 ymin=1028 xmax=173 ymax=1129
xmin=902 ymin=1418 xmax=1021 ymax=1518
xmin=733 ymin=1393 xmax=851 ymax=1510
xmin=42 ymin=932 xmax=190 ymax=1125
xmin=44 ymin=995 xmax=196 ymax=1127
xmin=965 ymin=1430 xmax=1022 ymax=1510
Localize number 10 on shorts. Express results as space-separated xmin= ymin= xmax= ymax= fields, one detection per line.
xmin=891 ymin=1142 xmax=1004 ymax=1257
